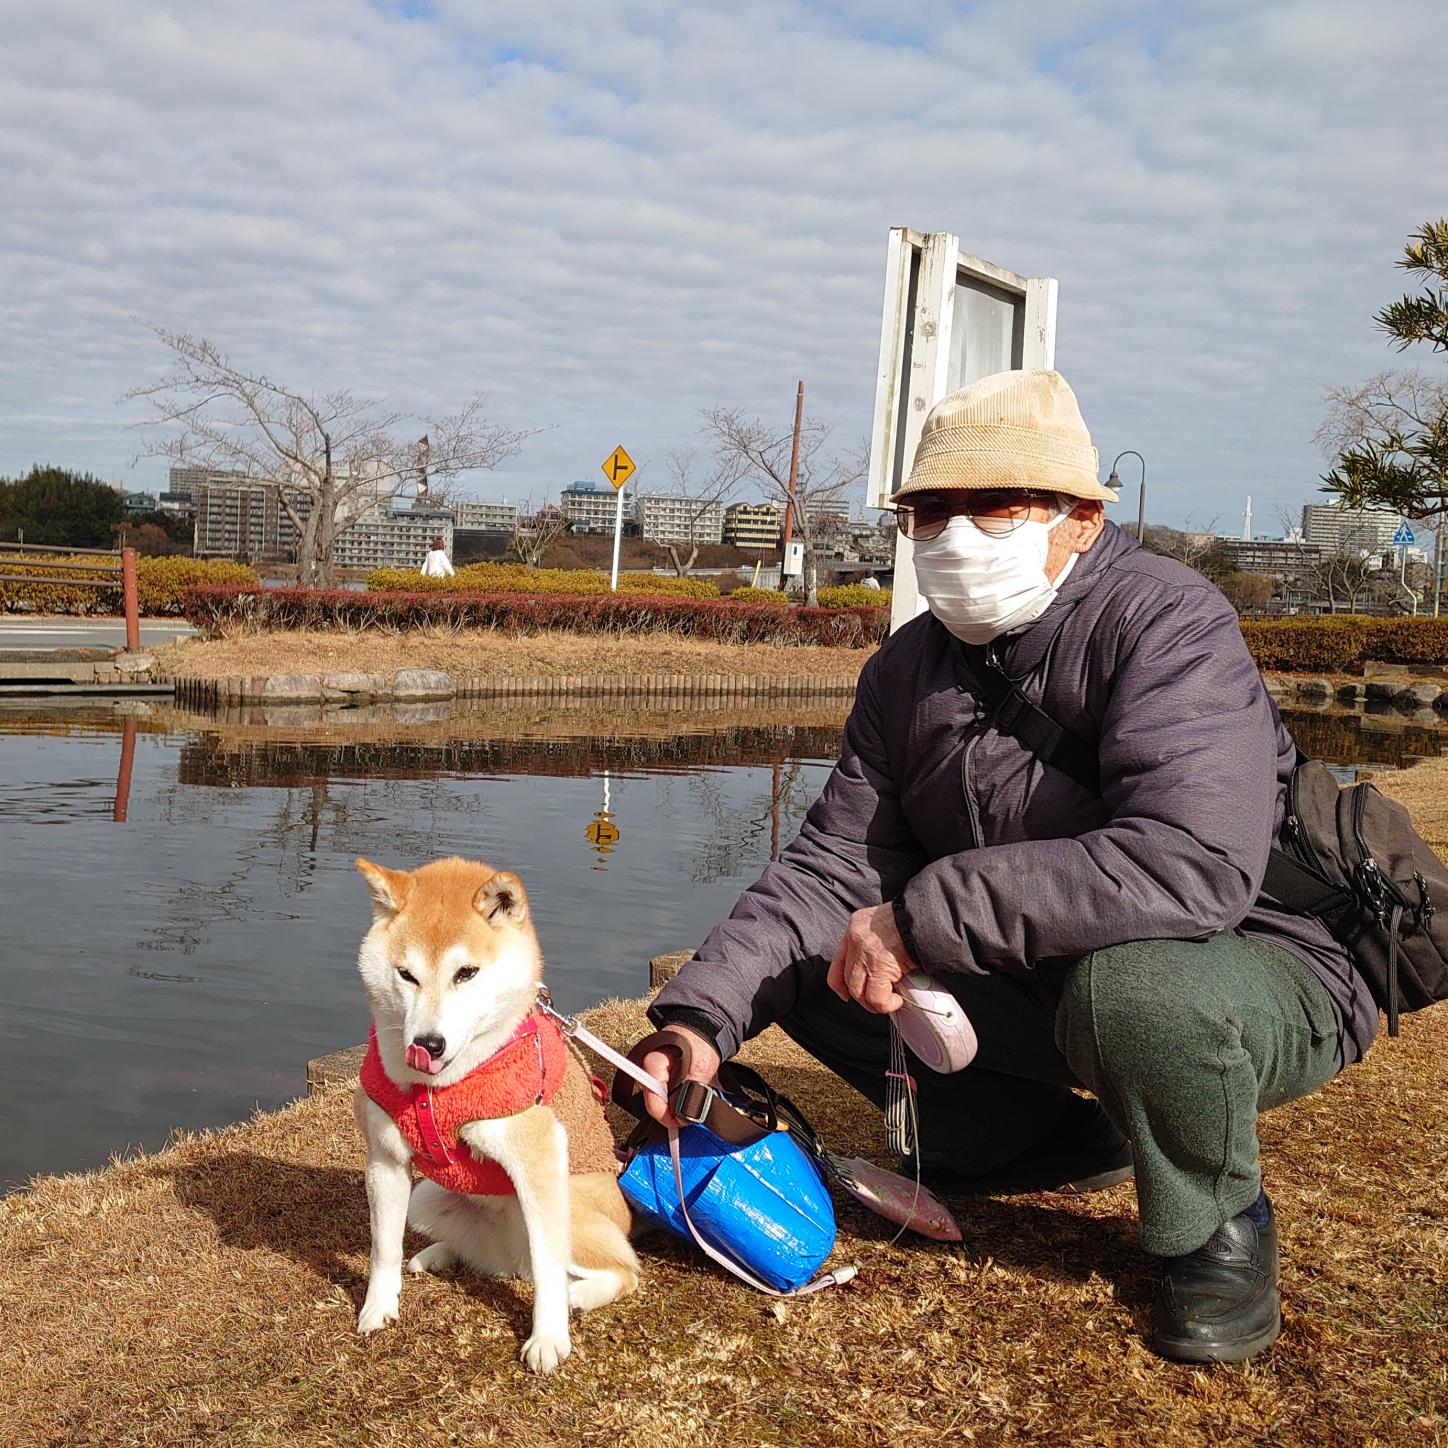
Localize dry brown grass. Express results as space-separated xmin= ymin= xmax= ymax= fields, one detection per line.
xmin=2 ymin=976 xmax=1445 ymax=1447
xmin=151 ymin=629 xmax=874 ymax=683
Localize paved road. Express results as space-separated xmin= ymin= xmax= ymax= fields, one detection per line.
xmin=0 ymin=619 xmax=195 ymax=650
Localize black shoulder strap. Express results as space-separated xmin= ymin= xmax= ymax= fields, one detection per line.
xmin=965 ymin=644 xmax=1100 ymax=794
xmin=966 ymin=649 xmax=1352 ymax=918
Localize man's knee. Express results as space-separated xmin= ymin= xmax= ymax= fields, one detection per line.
xmin=1056 ymin=939 xmax=1228 ymax=1083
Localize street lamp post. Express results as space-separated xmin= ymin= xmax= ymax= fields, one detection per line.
xmin=1107 ymin=450 xmax=1146 ymax=541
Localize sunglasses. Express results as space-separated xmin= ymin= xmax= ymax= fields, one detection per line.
xmin=894 ymin=491 xmax=1069 ymax=542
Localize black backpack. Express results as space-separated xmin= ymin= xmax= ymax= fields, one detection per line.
xmin=967 ymin=645 xmax=1448 ymax=1035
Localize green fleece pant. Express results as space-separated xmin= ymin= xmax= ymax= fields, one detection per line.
xmin=777 ymin=935 xmax=1344 ymax=1257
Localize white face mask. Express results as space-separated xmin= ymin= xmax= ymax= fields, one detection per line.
xmin=912 ymin=507 xmax=1076 ymax=645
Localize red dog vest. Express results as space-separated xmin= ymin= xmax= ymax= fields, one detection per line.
xmin=360 ymin=1012 xmax=568 ymax=1197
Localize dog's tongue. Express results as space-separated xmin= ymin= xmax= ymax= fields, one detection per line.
xmin=406 ymin=1043 xmax=444 ymax=1075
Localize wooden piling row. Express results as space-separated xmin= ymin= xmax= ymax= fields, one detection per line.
xmin=169 ymin=672 xmax=860 ymax=712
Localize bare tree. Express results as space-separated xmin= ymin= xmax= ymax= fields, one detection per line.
xmin=1272 ymin=507 xmax=1382 ymax=614
xmin=1315 ymin=370 xmax=1448 ymax=463
xmin=128 ymin=327 xmax=532 ymax=584
xmin=509 ymin=500 xmax=570 ymax=568
xmin=699 ymin=408 xmax=865 ymax=605
xmin=645 ymin=446 xmax=742 ymax=577
xmin=1139 ymin=517 xmax=1223 ymax=574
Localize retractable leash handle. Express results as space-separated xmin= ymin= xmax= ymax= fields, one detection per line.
xmin=893 ymin=972 xmax=979 ymax=1075
xmin=535 ymin=989 xmax=856 ymax=1297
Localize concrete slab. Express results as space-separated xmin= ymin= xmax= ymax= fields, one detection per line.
xmin=306 ymin=1044 xmax=367 ymax=1094
xmin=0 ymin=682 xmax=173 ymax=698
xmin=0 ymin=647 xmax=115 ymax=664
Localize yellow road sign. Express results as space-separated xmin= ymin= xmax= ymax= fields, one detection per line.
xmin=601 ymin=445 xmax=636 ymax=491
xmin=585 ymin=818 xmax=621 ymax=848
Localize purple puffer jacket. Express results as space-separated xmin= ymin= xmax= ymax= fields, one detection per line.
xmin=651 ymin=522 xmax=1378 ymax=1066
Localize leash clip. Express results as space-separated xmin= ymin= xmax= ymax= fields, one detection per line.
xmin=534 ymin=984 xmax=578 ymax=1037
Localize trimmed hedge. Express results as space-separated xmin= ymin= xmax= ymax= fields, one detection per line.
xmin=182 ymin=585 xmax=889 ymax=648
xmin=1238 ymin=618 xmax=1368 ymax=673
xmin=730 ymin=586 xmax=790 ymax=605
xmin=817 ymin=584 xmax=893 ymax=609
xmin=135 ymin=557 xmax=263 ymax=614
xmin=0 ymin=553 xmax=260 ymax=615
xmin=1239 ymin=615 xmax=1448 ymax=672
xmin=365 ymin=563 xmax=719 ymax=599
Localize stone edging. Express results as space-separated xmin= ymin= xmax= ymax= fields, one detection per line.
xmin=1263 ymin=673 xmax=1448 ymax=715
xmin=173 ymin=670 xmax=860 ymax=710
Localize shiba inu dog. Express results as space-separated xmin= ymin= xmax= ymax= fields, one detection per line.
xmin=352 ymin=856 xmax=639 ymax=1374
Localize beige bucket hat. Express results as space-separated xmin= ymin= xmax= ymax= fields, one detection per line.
xmin=893 ymin=369 xmax=1118 ymax=503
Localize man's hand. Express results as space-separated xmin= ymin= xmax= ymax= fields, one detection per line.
xmin=828 ymin=903 xmax=918 ymax=1013
xmin=638 ymin=1025 xmax=721 ymax=1128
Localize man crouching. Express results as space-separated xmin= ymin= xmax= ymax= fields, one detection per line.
xmin=633 ymin=370 xmax=1373 ymax=1363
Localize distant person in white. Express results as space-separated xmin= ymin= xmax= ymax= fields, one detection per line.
xmin=860 ymin=574 xmax=882 ymax=590
xmin=420 ymin=537 xmax=455 ymax=578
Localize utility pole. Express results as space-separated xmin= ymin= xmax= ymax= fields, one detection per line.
xmin=1435 ymin=523 xmax=1444 ymax=617
xmin=781 ymin=380 xmax=804 ymax=549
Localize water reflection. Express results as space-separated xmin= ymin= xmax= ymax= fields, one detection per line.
xmin=0 ymin=700 xmax=846 ymax=1190
xmin=0 ymin=692 xmax=1441 ymax=1191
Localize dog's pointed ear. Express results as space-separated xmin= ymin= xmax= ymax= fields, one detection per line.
xmin=357 ymin=859 xmax=410 ymax=920
xmin=474 ymin=870 xmax=528 ymax=926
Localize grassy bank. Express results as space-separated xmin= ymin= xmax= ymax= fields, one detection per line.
xmin=152 ymin=628 xmax=875 ymax=682
xmin=3 ymin=772 xmax=1445 ymax=1446
xmin=3 ymin=988 xmax=1445 ymax=1446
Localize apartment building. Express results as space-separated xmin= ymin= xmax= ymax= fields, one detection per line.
xmin=560 ymin=481 xmax=623 ymax=534
xmin=192 ymin=480 xmax=304 ymax=561
xmin=635 ymin=493 xmax=724 ymax=545
xmin=1300 ymin=504 xmax=1404 ymax=555
xmin=1215 ymin=538 xmax=1322 ymax=575
xmin=332 ymin=503 xmax=455 ymax=571
xmin=453 ymin=499 xmax=519 ymax=533
xmin=722 ymin=501 xmax=782 ymax=551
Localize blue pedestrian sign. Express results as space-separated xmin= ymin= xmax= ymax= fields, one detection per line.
xmin=1393 ymin=522 xmax=1415 ymax=547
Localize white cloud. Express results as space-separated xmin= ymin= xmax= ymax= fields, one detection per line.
xmin=0 ymin=0 xmax=1443 ymax=528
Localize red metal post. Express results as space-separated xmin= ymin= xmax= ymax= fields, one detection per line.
xmin=121 ymin=547 xmax=140 ymax=651
xmin=781 ymin=380 xmax=804 ymax=550
xmin=114 ymin=716 xmax=137 ymax=824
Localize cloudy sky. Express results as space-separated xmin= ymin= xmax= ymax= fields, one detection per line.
xmin=2 ymin=0 xmax=1444 ymax=530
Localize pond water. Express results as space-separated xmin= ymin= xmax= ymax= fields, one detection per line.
xmin=0 ymin=703 xmax=840 ymax=1190
xmin=0 ymin=696 xmax=1439 ymax=1191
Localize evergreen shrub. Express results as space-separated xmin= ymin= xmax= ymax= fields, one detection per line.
xmin=0 ymin=553 xmax=259 ymax=615
xmin=816 ymin=584 xmax=893 ymax=609
xmin=1239 ymin=616 xmax=1448 ymax=671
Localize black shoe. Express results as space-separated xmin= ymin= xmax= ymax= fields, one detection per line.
xmin=1151 ymin=1197 xmax=1281 ymax=1364
xmin=903 ymin=1095 xmax=1134 ymax=1195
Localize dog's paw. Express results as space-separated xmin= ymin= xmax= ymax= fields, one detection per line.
xmin=408 ymin=1242 xmax=457 ymax=1276
xmin=520 ymin=1329 xmax=571 ymax=1374
xmin=356 ymin=1293 xmax=400 ymax=1334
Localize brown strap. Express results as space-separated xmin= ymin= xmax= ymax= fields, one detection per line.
xmin=611 ymin=1029 xmax=772 ymax=1149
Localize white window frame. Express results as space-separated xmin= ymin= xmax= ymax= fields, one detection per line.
xmin=866 ymin=229 xmax=1058 ymax=633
